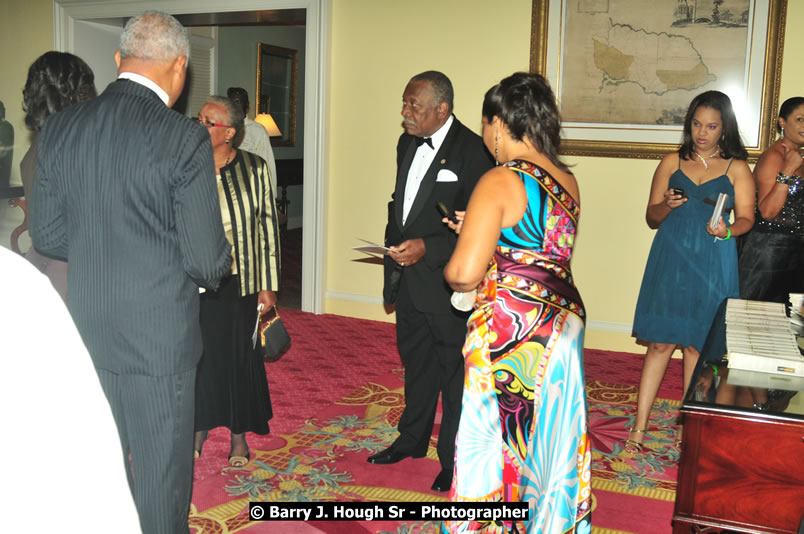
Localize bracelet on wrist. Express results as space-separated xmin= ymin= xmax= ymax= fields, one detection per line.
xmin=724 ymin=227 xmax=731 ymax=240
xmin=776 ymin=172 xmax=801 ymax=185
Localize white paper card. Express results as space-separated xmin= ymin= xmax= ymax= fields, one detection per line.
xmin=353 ymin=238 xmax=391 ymax=256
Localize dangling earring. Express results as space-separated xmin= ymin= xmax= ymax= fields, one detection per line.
xmin=494 ymin=136 xmax=500 ymax=166
xmin=781 ymin=127 xmax=785 ymax=139
xmin=225 ymin=138 xmax=230 ymax=144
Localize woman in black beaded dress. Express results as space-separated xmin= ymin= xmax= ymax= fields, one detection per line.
xmin=738 ymin=97 xmax=804 ymax=302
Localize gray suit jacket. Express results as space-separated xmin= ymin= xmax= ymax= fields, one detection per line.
xmin=30 ymin=79 xmax=232 ymax=376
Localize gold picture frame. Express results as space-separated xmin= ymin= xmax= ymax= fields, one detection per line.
xmin=256 ymin=43 xmax=298 ymax=147
xmin=530 ymin=0 xmax=787 ymax=161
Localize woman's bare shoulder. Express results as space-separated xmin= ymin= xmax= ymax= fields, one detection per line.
xmin=660 ymin=151 xmax=681 ymax=167
xmin=727 ymin=157 xmax=752 ymax=174
xmin=550 ymin=167 xmax=580 ymax=203
xmin=755 ymin=142 xmax=785 ymax=168
xmin=471 ymin=165 xmax=515 ymax=194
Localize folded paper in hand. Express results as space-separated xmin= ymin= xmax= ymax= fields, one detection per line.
xmin=353 ymin=238 xmax=391 ymax=256
xmin=252 ymin=303 xmax=264 ymax=349
xmin=709 ymin=193 xmax=728 ymax=229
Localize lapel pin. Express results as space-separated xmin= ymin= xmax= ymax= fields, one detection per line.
xmin=441 ymin=159 xmax=446 ymax=164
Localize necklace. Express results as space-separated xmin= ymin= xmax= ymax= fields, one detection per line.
xmin=694 ymin=145 xmax=719 ymax=169
xmin=217 ymin=146 xmax=233 ymax=169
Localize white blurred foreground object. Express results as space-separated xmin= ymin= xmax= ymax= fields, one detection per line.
xmin=451 ymin=290 xmax=477 ymax=312
xmin=0 ymin=246 xmax=141 ymax=532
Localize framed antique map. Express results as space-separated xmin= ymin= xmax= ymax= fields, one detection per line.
xmin=530 ymin=0 xmax=787 ymax=159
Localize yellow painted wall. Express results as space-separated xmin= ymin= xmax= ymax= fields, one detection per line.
xmin=325 ymin=0 xmax=804 ymax=353
xmin=325 ymin=0 xmax=533 ymax=323
xmin=1 ymin=0 xmax=802 ymax=353
xmin=0 ymin=0 xmax=53 ymax=187
xmin=0 ymin=0 xmax=53 ymax=251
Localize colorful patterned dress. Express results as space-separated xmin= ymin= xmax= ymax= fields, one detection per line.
xmin=444 ymin=160 xmax=592 ymax=534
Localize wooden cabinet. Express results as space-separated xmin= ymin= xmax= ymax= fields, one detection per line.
xmin=673 ymin=384 xmax=804 ymax=533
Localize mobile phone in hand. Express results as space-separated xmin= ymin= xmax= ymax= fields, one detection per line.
xmin=672 ymin=188 xmax=687 ymax=199
xmin=436 ymin=201 xmax=459 ymax=224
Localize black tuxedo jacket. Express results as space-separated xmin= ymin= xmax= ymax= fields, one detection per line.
xmin=30 ymin=79 xmax=233 ymax=376
xmin=383 ymin=116 xmax=494 ymax=313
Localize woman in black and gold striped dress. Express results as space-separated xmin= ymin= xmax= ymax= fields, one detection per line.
xmin=193 ymin=96 xmax=281 ymax=467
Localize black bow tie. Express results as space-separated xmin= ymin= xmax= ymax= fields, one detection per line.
xmin=415 ymin=137 xmax=434 ymax=149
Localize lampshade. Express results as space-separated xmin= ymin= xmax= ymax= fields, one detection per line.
xmin=254 ymin=113 xmax=282 ymax=137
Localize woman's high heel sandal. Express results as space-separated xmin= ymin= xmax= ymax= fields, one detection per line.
xmin=625 ymin=427 xmax=645 ymax=453
xmin=228 ymin=433 xmax=250 ymax=467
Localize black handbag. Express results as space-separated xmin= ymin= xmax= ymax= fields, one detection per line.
xmin=259 ymin=306 xmax=291 ymax=362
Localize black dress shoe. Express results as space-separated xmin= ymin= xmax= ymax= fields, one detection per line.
xmin=430 ymin=468 xmax=453 ymax=492
xmin=367 ymin=446 xmax=424 ymax=464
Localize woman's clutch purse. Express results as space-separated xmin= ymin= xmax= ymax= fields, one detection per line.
xmin=259 ymin=305 xmax=291 ymax=362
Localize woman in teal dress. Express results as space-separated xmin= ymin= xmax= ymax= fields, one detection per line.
xmin=627 ymin=91 xmax=755 ymax=452
xmin=444 ymin=73 xmax=591 ymax=533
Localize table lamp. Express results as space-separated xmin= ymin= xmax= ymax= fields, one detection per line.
xmin=255 ymin=113 xmax=282 ymax=137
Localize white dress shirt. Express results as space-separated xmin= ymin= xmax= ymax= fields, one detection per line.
xmin=402 ymin=115 xmax=454 ymax=224
xmin=117 ymin=72 xmax=169 ymax=106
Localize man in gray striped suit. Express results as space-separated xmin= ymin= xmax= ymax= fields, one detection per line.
xmin=30 ymin=11 xmax=232 ymax=533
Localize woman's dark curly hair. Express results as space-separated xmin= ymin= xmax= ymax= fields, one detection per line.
xmin=23 ymin=51 xmax=96 ymax=132
xmin=679 ymin=90 xmax=747 ymax=161
xmin=482 ymin=72 xmax=569 ymax=173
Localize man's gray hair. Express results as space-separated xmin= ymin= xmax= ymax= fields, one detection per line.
xmin=119 ymin=11 xmax=190 ymax=62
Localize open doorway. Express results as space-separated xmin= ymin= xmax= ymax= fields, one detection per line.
xmin=55 ymin=0 xmax=326 ymax=313
xmin=183 ymin=16 xmax=307 ymax=310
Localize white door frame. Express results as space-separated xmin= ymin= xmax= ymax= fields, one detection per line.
xmin=53 ymin=0 xmax=327 ymax=314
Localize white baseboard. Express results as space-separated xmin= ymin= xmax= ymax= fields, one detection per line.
xmin=586 ymin=320 xmax=632 ymax=333
xmin=326 ymin=290 xmax=383 ymax=305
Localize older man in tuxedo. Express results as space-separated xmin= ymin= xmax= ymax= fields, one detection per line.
xmin=368 ymin=71 xmax=493 ymax=492
xmin=30 ymin=11 xmax=232 ymax=533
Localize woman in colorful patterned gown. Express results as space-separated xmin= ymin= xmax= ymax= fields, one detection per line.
xmin=443 ymin=72 xmax=591 ymax=533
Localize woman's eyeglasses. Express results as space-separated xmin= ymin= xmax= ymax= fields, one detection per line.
xmin=193 ymin=117 xmax=232 ymax=129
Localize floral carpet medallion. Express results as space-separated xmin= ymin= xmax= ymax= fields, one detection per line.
xmin=586 ymin=380 xmax=680 ymax=503
xmin=190 ymin=373 xmax=680 ymax=533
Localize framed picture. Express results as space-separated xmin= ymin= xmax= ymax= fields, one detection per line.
xmin=256 ymin=43 xmax=298 ymax=147
xmin=530 ymin=0 xmax=787 ymax=160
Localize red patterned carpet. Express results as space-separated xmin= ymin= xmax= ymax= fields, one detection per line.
xmin=190 ymin=310 xmax=683 ymax=533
